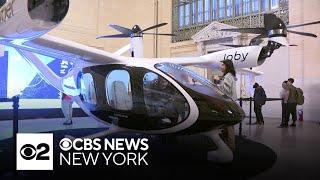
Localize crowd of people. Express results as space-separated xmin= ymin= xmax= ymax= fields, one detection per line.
xmin=211 ymin=60 xmax=304 ymax=151
xmin=251 ymin=77 xmax=303 ymax=128
xmin=210 ymin=60 xmax=306 ymax=150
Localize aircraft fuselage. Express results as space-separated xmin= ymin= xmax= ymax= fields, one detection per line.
xmin=68 ymin=62 xmax=245 ymax=135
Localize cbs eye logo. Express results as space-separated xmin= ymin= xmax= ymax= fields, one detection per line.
xmin=59 ymin=138 xmax=72 ymax=151
xmin=20 ymin=143 xmax=50 ymax=160
xmin=16 ymin=133 xmax=53 ymax=170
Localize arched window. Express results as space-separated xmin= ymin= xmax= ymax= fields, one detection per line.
xmin=179 ymin=5 xmax=185 ymax=27
xmin=212 ymin=0 xmax=218 ymax=19
xmin=235 ymin=0 xmax=241 ymax=16
xmin=226 ymin=0 xmax=233 ymax=17
xmin=204 ymin=0 xmax=210 ymax=22
xmin=252 ymin=0 xmax=259 ymax=13
xmin=185 ymin=3 xmax=190 ymax=25
xmin=243 ymin=0 xmax=251 ymax=15
xmin=197 ymin=0 xmax=204 ymax=23
xmin=219 ymin=0 xmax=225 ymax=18
xmin=261 ymin=0 xmax=269 ymax=12
xmin=106 ymin=70 xmax=132 ymax=111
xmin=192 ymin=1 xmax=197 ymax=24
xmin=271 ymin=0 xmax=279 ymax=10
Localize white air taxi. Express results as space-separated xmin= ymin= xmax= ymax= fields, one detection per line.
xmin=0 ymin=0 xmax=319 ymax=163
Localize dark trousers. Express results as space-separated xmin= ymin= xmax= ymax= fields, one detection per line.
xmin=284 ymin=103 xmax=297 ymax=125
xmin=254 ymin=103 xmax=264 ymax=123
xmin=281 ymin=103 xmax=288 ymax=125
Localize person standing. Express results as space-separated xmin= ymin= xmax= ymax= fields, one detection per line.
xmin=213 ymin=60 xmax=237 ymax=152
xmin=279 ymin=81 xmax=289 ymax=127
xmin=253 ymin=83 xmax=267 ymax=125
xmin=61 ymin=93 xmax=73 ymax=125
xmin=280 ymin=78 xmax=298 ymax=128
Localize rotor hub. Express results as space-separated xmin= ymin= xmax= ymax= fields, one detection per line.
xmin=267 ymin=28 xmax=288 ymax=38
xmin=132 ymin=25 xmax=142 ymax=33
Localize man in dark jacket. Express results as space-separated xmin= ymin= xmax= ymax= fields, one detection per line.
xmin=253 ymin=83 xmax=267 ymax=125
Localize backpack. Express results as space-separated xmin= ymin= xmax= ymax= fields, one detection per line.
xmin=295 ymin=87 xmax=304 ymax=105
xmin=261 ymin=88 xmax=267 ymax=105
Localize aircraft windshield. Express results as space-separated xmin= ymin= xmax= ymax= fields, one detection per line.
xmin=155 ymin=63 xmax=225 ymax=98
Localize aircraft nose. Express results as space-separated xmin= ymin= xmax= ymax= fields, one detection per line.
xmin=194 ymin=93 xmax=245 ymax=127
xmin=225 ymin=100 xmax=245 ymax=123
xmin=207 ymin=95 xmax=245 ymax=125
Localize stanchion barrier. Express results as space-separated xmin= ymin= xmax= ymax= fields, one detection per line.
xmin=237 ymin=97 xmax=283 ymax=136
xmin=238 ymin=98 xmax=243 ymax=136
xmin=0 ymin=96 xmax=20 ymax=174
xmin=249 ymin=97 xmax=252 ymax=125
xmin=239 ymin=97 xmax=282 ymax=125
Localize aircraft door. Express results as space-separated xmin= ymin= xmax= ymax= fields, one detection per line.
xmin=142 ymin=71 xmax=190 ymax=130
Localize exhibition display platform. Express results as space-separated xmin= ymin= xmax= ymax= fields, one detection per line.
xmin=0 ymin=119 xmax=277 ymax=179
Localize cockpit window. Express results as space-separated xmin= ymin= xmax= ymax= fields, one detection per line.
xmin=155 ymin=63 xmax=225 ymax=97
xmin=106 ymin=70 xmax=133 ymax=111
xmin=28 ymin=0 xmax=69 ymax=23
xmin=143 ymin=72 xmax=190 ymax=129
xmin=0 ymin=0 xmax=7 ymax=7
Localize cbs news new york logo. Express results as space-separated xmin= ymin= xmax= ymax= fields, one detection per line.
xmin=16 ymin=133 xmax=149 ymax=170
xmin=16 ymin=133 xmax=53 ymax=170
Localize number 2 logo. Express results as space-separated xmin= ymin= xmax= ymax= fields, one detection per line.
xmin=20 ymin=143 xmax=50 ymax=160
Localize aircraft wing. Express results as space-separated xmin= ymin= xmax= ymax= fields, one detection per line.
xmin=155 ymin=57 xmax=263 ymax=76
xmin=154 ymin=56 xmax=218 ymax=68
xmin=0 ymin=34 xmax=127 ymax=65
xmin=156 ymin=46 xmax=265 ymax=69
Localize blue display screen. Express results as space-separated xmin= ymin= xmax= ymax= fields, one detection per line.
xmin=0 ymin=46 xmax=74 ymax=109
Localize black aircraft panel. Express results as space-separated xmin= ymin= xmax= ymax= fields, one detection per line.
xmin=79 ymin=65 xmax=190 ymax=131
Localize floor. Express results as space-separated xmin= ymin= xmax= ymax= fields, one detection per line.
xmin=236 ymin=118 xmax=320 ymax=180
xmin=1 ymin=117 xmax=320 ymax=179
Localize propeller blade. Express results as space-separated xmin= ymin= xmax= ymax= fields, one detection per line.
xmin=220 ymin=28 xmax=266 ymax=35
xmin=220 ymin=44 xmax=246 ymax=48
xmin=287 ymin=30 xmax=317 ymax=38
xmin=108 ymin=24 xmax=133 ymax=35
xmin=96 ymin=34 xmax=130 ymax=39
xmin=287 ymin=21 xmax=320 ymax=28
xmin=143 ymin=33 xmax=176 ymax=36
xmin=141 ymin=23 xmax=168 ymax=32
